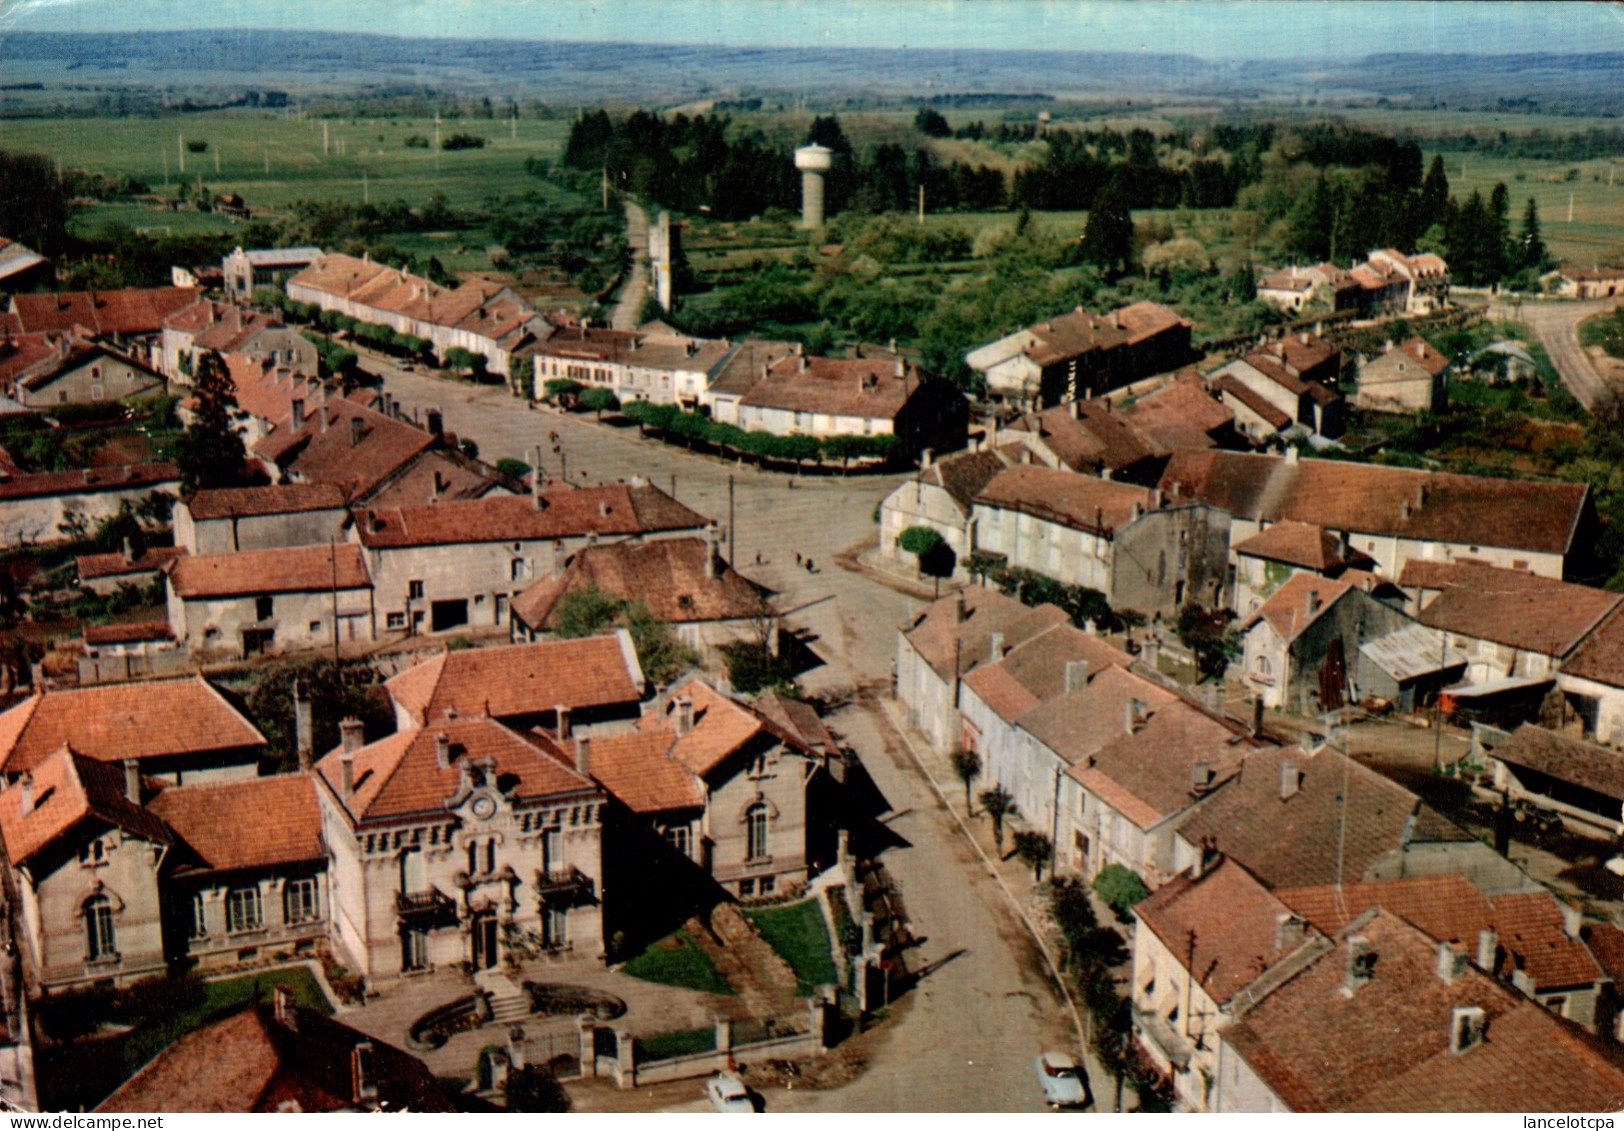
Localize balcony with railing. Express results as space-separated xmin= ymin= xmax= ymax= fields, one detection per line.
xmin=395 ymin=887 xmax=458 ymax=926
xmin=535 ymin=867 xmax=595 ymax=904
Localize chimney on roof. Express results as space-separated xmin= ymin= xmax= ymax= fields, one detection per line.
xmin=1280 ymin=761 xmax=1302 ymax=801
xmin=83 ymin=468 xmax=94 ymax=485
xmin=1436 ymin=941 xmax=1467 ymax=985
xmin=350 ymin=417 xmax=365 ymax=446
xmin=793 ymin=341 xmax=803 ymax=357
xmin=1383 ymin=338 xmax=1394 ymax=353
xmin=1450 ymin=1006 xmax=1488 ymax=1055
xmin=1252 ymin=696 xmax=1265 ymax=737
xmin=1344 ymin=935 xmax=1375 ymax=994
xmin=1414 ymin=341 xmax=1426 ymax=360
xmin=921 ymin=448 xmax=934 ymax=469
xmin=1125 ymin=698 xmax=1148 ymax=735
xmin=293 ymin=679 xmax=314 ymax=770
xmin=122 ymin=536 xmax=134 ymax=564
xmin=1563 ymin=902 xmax=1583 ymax=940
xmin=431 ymin=470 xmax=445 ymax=502
xmin=426 ymin=408 xmax=444 ymax=437
xmin=17 ymin=774 xmax=32 ymax=813
xmin=1275 ymin=912 xmax=1305 ymax=953
xmin=1190 ymin=835 xmax=1220 ymax=878
xmin=570 ymin=735 xmax=591 ymax=780
xmin=704 ymin=523 xmax=718 ymax=579
xmin=351 ymin=1042 xmax=378 ymax=1104
xmin=339 ymin=747 xmax=355 ymax=798
xmin=531 ymin=446 xmax=545 ymax=508
xmin=1300 ymin=330 xmax=1309 ymax=345
xmin=675 ymin=696 xmax=695 ymax=736
xmin=1306 ymin=589 xmax=1321 ymax=615
xmin=555 ymin=704 xmax=572 ymax=741
xmin=1476 ymin=928 xmax=1498 ymax=970
xmin=954 ymin=591 xmax=967 ymax=624
xmin=989 ymin=632 xmax=1006 ymax=663
xmin=1190 ymin=761 xmax=1212 ymax=795
xmin=1399 ymin=498 xmax=1411 ymax=521
xmin=291 ymin=398 xmax=305 ymax=429
xmin=123 ymin=758 xmax=141 ymax=805
xmin=894 ymin=357 xmax=905 ymax=379
xmin=340 ymin=716 xmax=365 ymax=755
xmin=319 ymin=404 xmax=331 ymax=432
xmin=1284 ymin=445 xmax=1300 ymax=465
xmin=1064 ymin=659 xmax=1089 ymax=694
xmin=435 ymin=732 xmax=452 ymax=770
xmin=1416 ymin=484 xmax=1428 ymax=507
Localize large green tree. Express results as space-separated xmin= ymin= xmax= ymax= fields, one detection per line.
xmin=0 ymin=150 xmax=74 ymax=255
xmin=1518 ymin=197 xmax=1549 ymax=271
xmin=1080 ymin=179 xmax=1135 ymax=277
xmin=173 ymin=350 xmax=247 ymax=493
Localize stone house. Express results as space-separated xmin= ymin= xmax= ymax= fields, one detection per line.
xmin=1278 ymin=871 xmax=1614 ymax=1035
xmin=286 ymin=254 xmax=550 ymax=375
xmin=74 ymin=544 xmax=188 ymax=596
xmin=0 ymin=462 xmax=181 ymax=547
xmin=221 ymin=246 xmax=323 ymax=303
xmin=1413 ymin=562 xmax=1621 ymax=686
xmin=1367 ymin=248 xmax=1452 ymax=314
xmin=8 ymin=287 xmax=200 ymax=355
xmin=957 ymin=623 xmax=1132 ymax=839
xmin=164 ymin=543 xmax=376 ymax=660
xmin=529 ymin=322 xmax=734 ymax=408
xmin=1556 ymin=266 xmax=1624 ymax=300
xmin=508 ymin=534 xmax=775 ymax=661
xmin=1355 ymin=337 xmax=1450 ymax=414
xmin=173 ymin=483 xmax=350 ymax=555
xmin=734 ymin=351 xmax=969 ymax=461
xmin=1131 ymin=854 xmax=1326 ymax=1112
xmin=314 ymin=715 xmax=607 ymax=981
xmin=590 ymin=678 xmax=832 ymax=913
xmin=1256 ymin=264 xmax=1361 ymax=314
xmin=351 ymin=483 xmax=710 ymax=638
xmin=158 ymin=299 xmax=310 ymax=383
xmin=894 ymin=588 xmax=1071 ymax=754
xmin=1209 ymin=334 xmax=1344 ymax=442
xmin=1159 ymin=448 xmax=1594 ymax=582
xmin=970 ymin=465 xmax=1231 ymax=620
xmin=0 ymin=335 xmax=165 ymax=409
xmin=877 ymin=447 xmax=1013 ymax=582
xmin=1211 ymin=909 xmax=1624 ymax=1112
xmin=966 ymin=301 xmax=1196 ymax=409
xmin=0 ymin=676 xmax=266 ymax=785
xmin=1554 ymin=605 xmax=1624 ymax=745
xmin=1238 ymin=573 xmax=1419 ymax=712
xmin=1486 ymin=723 xmax=1624 ymax=837
xmin=1230 ymin=520 xmax=1378 ymax=619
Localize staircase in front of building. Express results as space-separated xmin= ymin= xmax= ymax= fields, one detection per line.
xmin=474 ymin=967 xmax=532 ymax=1023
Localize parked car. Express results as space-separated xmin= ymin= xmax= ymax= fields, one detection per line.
xmin=705 ymin=1073 xmax=754 ymax=1113
xmin=1036 ymin=1050 xmax=1088 ymax=1108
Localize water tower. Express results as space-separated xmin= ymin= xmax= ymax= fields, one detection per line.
xmin=794 ymin=144 xmax=834 ymax=229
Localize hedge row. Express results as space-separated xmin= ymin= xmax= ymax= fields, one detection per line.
xmin=620 ymin=400 xmax=900 ymax=467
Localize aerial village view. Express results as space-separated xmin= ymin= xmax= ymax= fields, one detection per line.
xmin=1 ymin=0 xmax=1624 ymax=1116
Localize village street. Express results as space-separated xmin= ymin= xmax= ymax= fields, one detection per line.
xmin=366 ymin=361 xmax=1095 ymax=1112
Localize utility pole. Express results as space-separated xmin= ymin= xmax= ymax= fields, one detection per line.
xmin=161 ymin=147 xmax=169 ymax=188
xmin=323 ymin=120 xmax=330 ymax=156
xmin=728 ymin=474 xmax=736 ymax=563
xmin=1569 ymin=193 xmax=1576 ymax=224
xmin=177 ymin=132 xmax=185 ymax=175
xmin=918 ymin=183 xmax=925 ymax=224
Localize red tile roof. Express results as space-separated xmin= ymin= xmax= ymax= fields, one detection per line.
xmin=1244 ymin=572 xmax=1356 ymax=644
xmin=1416 ymin=562 xmax=1621 ymax=657
xmin=97 ymin=1001 xmax=453 ymax=1113
xmin=974 ymin=465 xmax=1156 ymax=537
xmin=385 ymin=635 xmax=644 ymax=726
xmin=1372 ymin=337 xmax=1451 ymax=377
xmin=1160 ymin=450 xmax=1590 ymax=558
xmin=1013 ymin=401 xmax=1158 ymax=475
xmin=1212 ymin=374 xmax=1294 ymax=430
xmin=1494 ymin=724 xmax=1624 ymax=804
xmin=961 ymin=623 xmax=1131 ymax=723
xmin=1135 ymin=856 xmax=1318 ymax=1004
xmin=1019 ymin=664 xmax=1182 ymax=767
xmin=1222 ymin=910 xmax=1624 ymax=1112
xmin=1065 ymin=699 xmax=1251 ymax=828
xmin=166 ymin=543 xmax=370 ymax=598
xmin=0 ymin=676 xmax=265 ymax=776
xmin=902 ymin=588 xmax=1072 ymax=682
xmin=1232 ymin=521 xmax=1351 ymax=572
xmin=355 ymin=484 xmax=709 ymax=548
xmin=510 ymin=537 xmax=766 ymax=632
xmin=1175 ymin=745 xmax=1471 ymax=890
xmin=1545 ymin=603 xmax=1624 ymax=687
xmin=0 ymin=745 xmax=173 ymax=865
xmin=184 ymin=482 xmax=347 ymax=521
xmin=915 ymin=448 xmax=1012 ymax=514
xmin=84 ymin=621 xmax=173 ymax=646
xmin=585 ymin=729 xmax=704 ymax=813
xmin=149 ymin=773 xmax=323 ymax=873
xmin=0 ymin=462 xmax=179 ymax=502
xmin=253 ymin=399 xmax=439 ymax=502
xmin=741 ymin=354 xmax=940 ymax=420
xmin=76 ymin=545 xmax=187 ymax=582
xmin=1116 ymin=378 xmax=1233 ymax=452
xmin=317 ymin=716 xmax=597 ymax=824
xmin=10 ymin=287 xmax=200 ymax=336
xmin=641 ymin=681 xmax=766 ymax=778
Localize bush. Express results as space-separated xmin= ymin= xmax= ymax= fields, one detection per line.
xmin=1092 ymin=864 xmax=1151 ymax=920
xmin=403 ymin=134 xmax=430 ymax=148
xmin=505 ymin=1066 xmax=571 ymax=1112
xmin=720 ymin=640 xmax=798 ymax=696
xmin=441 ymin=133 xmax=488 ymax=151
xmin=495 ymin=458 xmax=532 ymax=481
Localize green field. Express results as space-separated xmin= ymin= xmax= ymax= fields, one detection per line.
xmin=0 ymin=110 xmax=572 ymax=215
xmin=1422 ymin=151 xmax=1624 ymax=266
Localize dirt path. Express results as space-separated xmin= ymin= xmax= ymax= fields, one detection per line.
xmin=611 ymin=199 xmax=650 ymax=330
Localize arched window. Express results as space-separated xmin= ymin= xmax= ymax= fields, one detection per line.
xmin=1256 ymin=655 xmax=1271 ymax=676
xmin=745 ymin=803 xmax=769 ymax=861
xmin=85 ymin=896 xmax=116 ymax=961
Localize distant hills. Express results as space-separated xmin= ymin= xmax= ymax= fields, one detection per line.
xmin=2 ymin=31 xmax=1622 ymax=113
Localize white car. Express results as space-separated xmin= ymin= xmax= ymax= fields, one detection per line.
xmin=1036 ymin=1050 xmax=1088 ymax=1108
xmin=705 ymin=1073 xmax=754 ymax=1113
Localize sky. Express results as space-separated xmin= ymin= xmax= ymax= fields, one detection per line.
xmin=1 ymin=0 xmax=1622 ymax=60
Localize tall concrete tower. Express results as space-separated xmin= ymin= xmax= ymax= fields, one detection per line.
xmin=794 ymin=144 xmax=834 ymax=229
